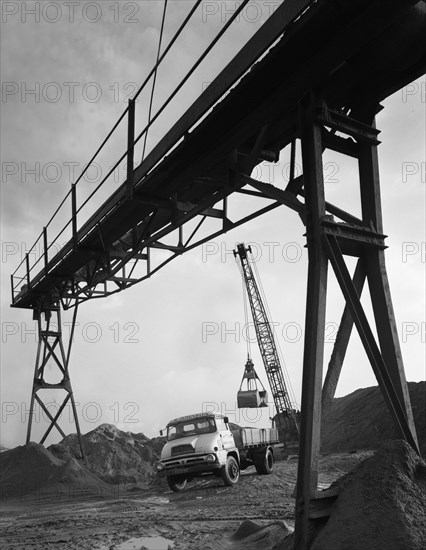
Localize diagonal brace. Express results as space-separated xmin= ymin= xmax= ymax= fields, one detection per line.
xmin=40 ymin=393 xmax=72 ymax=445
xmin=38 ymin=337 xmax=66 ymax=376
xmin=324 ymin=235 xmax=419 ymax=454
xmin=34 ymin=394 xmax=82 ymax=459
xmin=322 ymin=258 xmax=366 ymax=410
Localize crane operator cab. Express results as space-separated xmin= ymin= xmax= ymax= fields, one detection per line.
xmin=237 ymin=357 xmax=268 ymax=408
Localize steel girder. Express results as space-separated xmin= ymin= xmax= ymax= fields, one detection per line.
xmin=293 ymin=94 xmax=419 ymax=550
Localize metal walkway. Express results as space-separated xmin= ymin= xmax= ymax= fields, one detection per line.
xmin=11 ymin=0 xmax=425 ymax=311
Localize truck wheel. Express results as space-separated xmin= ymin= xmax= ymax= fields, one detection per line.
xmin=167 ymin=475 xmax=187 ymax=492
xmin=255 ymin=448 xmax=274 ymax=475
xmin=221 ymin=456 xmax=240 ymax=486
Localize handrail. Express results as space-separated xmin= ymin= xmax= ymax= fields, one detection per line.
xmin=46 ymin=187 xmax=73 ymax=229
xmin=11 ymin=230 xmax=43 ymax=277
xmin=11 ymin=1 xmax=203 ymax=285
xmin=11 ymin=0 xmax=270 ymax=303
xmin=72 ymin=108 xmax=129 ymax=189
xmin=64 ymin=0 xmax=205 ymax=192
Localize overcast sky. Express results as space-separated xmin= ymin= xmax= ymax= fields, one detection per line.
xmin=1 ymin=1 xmax=425 ymax=449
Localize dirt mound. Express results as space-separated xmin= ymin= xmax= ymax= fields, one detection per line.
xmin=322 ymin=381 xmax=425 ymax=454
xmin=228 ymin=519 xmax=293 ymax=549
xmin=311 ymin=440 xmax=426 ymax=550
xmin=49 ymin=424 xmax=165 ymax=486
xmin=0 ymin=442 xmax=109 ymax=500
xmin=230 ymin=440 xmax=425 ymax=549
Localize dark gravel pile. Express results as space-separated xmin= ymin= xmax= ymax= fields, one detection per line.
xmin=311 ymin=440 xmax=426 ymax=550
xmin=322 ymin=381 xmax=425 ymax=455
xmin=49 ymin=423 xmax=166 ymax=486
xmin=0 ymin=441 xmax=109 ymax=500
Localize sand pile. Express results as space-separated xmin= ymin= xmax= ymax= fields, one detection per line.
xmin=228 ymin=440 xmax=425 ymax=549
xmin=49 ymin=423 xmax=165 ymax=486
xmin=0 ymin=424 xmax=165 ymax=499
xmin=322 ymin=381 xmax=425 ymax=454
xmin=311 ymin=439 xmax=426 ymax=549
xmin=0 ymin=442 xmax=109 ymax=500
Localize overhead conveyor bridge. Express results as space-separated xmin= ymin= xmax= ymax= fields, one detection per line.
xmin=10 ymin=1 xmax=426 ymax=548
xmin=11 ymin=0 xmax=426 ymax=311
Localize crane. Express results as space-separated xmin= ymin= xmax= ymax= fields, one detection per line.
xmin=234 ymin=243 xmax=300 ymax=446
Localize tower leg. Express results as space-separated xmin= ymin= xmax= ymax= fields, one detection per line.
xmin=293 ymin=98 xmax=419 ymax=549
xmin=294 ymin=95 xmax=328 ymax=550
xmin=25 ymin=305 xmax=85 ymax=460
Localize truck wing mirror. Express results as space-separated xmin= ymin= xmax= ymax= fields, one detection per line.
xmin=159 ymin=430 xmax=163 ymax=436
xmin=224 ymin=416 xmax=229 ymax=425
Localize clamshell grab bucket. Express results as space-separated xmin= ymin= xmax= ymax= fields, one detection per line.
xmin=237 ymin=358 xmax=268 ymax=409
xmin=237 ymin=389 xmax=268 ymax=408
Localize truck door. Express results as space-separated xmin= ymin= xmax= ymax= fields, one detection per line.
xmin=217 ymin=417 xmax=235 ymax=450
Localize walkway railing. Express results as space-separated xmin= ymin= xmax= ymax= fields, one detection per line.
xmin=11 ymin=0 xmax=262 ymax=304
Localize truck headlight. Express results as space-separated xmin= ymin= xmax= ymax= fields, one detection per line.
xmin=155 ymin=462 xmax=165 ymax=471
xmin=205 ymin=454 xmax=216 ymax=463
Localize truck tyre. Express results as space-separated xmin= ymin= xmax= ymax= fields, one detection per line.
xmin=255 ymin=448 xmax=274 ymax=475
xmin=221 ymin=456 xmax=240 ymax=486
xmin=167 ymin=475 xmax=187 ymax=492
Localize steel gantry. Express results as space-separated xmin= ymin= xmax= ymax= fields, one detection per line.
xmin=26 ymin=304 xmax=84 ymax=460
xmin=9 ymin=0 xmax=425 ymax=548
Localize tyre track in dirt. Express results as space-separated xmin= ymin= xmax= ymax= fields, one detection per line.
xmin=0 ymin=452 xmax=372 ymax=549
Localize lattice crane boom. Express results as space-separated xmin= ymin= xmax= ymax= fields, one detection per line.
xmin=234 ymin=243 xmax=299 ymax=441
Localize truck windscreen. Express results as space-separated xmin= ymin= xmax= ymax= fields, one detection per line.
xmin=167 ymin=417 xmax=216 ymax=441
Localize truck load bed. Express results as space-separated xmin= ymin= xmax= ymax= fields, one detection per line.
xmin=231 ymin=427 xmax=279 ymax=449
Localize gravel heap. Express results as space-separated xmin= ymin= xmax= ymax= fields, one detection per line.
xmin=0 ymin=424 xmax=166 ymax=499
xmin=322 ymin=381 xmax=425 ymax=455
xmin=49 ymin=423 xmax=165 ymax=486
xmin=228 ymin=440 xmax=426 ymax=549
xmin=311 ymin=439 xmax=426 ymax=550
xmin=0 ymin=442 xmax=109 ymax=500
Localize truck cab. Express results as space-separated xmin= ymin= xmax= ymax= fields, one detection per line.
xmin=155 ymin=412 xmax=278 ymax=491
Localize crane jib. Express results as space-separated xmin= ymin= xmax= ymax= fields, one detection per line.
xmin=234 ymin=243 xmax=300 ymax=443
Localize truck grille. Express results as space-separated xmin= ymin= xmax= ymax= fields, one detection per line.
xmin=171 ymin=444 xmax=195 ymax=456
xmin=164 ymin=456 xmax=207 ymax=470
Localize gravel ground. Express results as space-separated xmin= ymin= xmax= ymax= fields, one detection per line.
xmin=0 ymin=452 xmax=372 ymax=549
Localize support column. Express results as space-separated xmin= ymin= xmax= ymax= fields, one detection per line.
xmin=293 ymin=102 xmax=419 ymax=549
xmin=294 ymin=95 xmax=328 ymax=550
xmin=358 ymin=132 xmax=418 ymax=447
xmin=26 ymin=304 xmax=85 ymax=460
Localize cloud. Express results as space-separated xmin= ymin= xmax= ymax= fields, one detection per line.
xmin=1 ymin=3 xmax=424 ymax=449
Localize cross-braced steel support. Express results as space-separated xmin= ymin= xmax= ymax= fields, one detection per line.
xmin=294 ymin=94 xmax=419 ymax=549
xmin=26 ymin=305 xmax=85 ymax=460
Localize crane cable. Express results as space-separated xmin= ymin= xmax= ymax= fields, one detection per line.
xmin=236 ymin=257 xmax=252 ymax=361
xmin=142 ymin=0 xmax=169 ymax=163
xmin=135 ymin=0 xmax=252 ymax=169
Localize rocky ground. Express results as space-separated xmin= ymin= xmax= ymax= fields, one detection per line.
xmin=1 ymin=382 xmax=425 ymax=549
xmin=0 ymin=451 xmax=373 ymax=550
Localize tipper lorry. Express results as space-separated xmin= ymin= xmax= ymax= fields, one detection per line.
xmin=155 ymin=412 xmax=279 ymax=491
